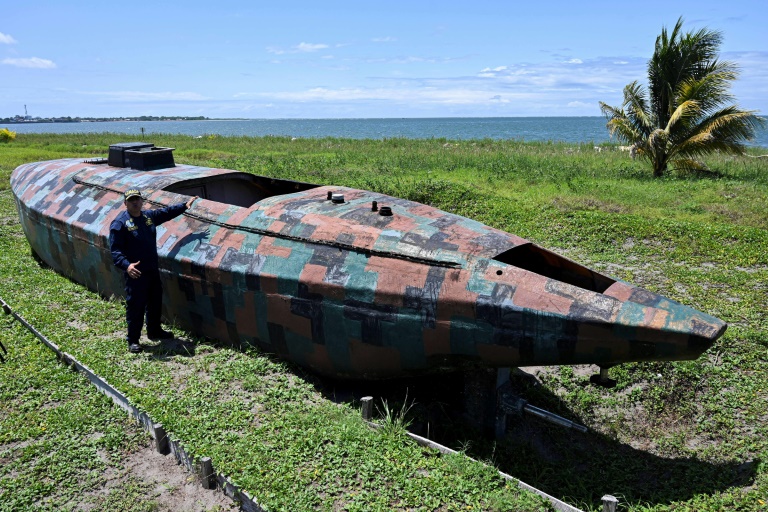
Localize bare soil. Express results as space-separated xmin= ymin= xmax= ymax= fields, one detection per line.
xmin=78 ymin=439 xmax=239 ymax=512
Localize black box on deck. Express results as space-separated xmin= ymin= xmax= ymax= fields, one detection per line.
xmin=108 ymin=142 xmax=154 ymax=167
xmin=108 ymin=142 xmax=175 ymax=170
xmin=124 ymin=146 xmax=175 ymax=170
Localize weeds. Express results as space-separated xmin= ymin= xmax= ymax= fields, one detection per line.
xmin=376 ymin=394 xmax=416 ymax=438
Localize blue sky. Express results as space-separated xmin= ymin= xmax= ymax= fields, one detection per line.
xmin=2 ymin=1 xmax=766 ymax=119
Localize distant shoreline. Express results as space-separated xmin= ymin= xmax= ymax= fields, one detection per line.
xmin=0 ymin=116 xmax=214 ymax=124
xmin=5 ymin=117 xmax=766 ymax=147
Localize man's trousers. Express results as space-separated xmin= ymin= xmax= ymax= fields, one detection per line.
xmin=124 ymin=269 xmax=163 ymax=342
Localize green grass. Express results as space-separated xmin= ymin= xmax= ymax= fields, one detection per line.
xmin=1 ymin=132 xmax=767 ymax=511
xmin=0 ymin=311 xmax=163 ymax=511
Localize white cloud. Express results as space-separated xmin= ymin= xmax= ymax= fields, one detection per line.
xmin=2 ymin=57 xmax=56 ymax=68
xmin=267 ymin=42 xmax=330 ymax=55
xmin=372 ymin=37 xmax=397 ymax=43
xmin=0 ymin=32 xmax=17 ymax=44
xmin=295 ymin=42 xmax=329 ymax=52
xmin=81 ymin=91 xmax=207 ymax=102
xmin=232 ymin=54 xmax=655 ymax=116
xmin=479 ymin=66 xmax=510 ymax=77
xmin=472 ymin=57 xmax=646 ymax=91
xmin=250 ymin=86 xmax=538 ymax=106
xmin=363 ymin=55 xmax=435 ymax=65
xmin=566 ymin=58 xmax=583 ymax=64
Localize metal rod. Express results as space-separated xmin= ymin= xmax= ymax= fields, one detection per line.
xmin=1 ymin=296 xmax=62 ymax=354
xmin=523 ymin=404 xmax=589 ymax=433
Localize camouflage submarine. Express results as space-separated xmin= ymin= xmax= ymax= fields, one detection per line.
xmin=11 ymin=143 xmax=726 ymax=379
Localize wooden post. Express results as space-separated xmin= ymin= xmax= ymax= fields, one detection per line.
xmin=601 ymin=494 xmax=618 ymax=512
xmin=361 ymin=396 xmax=373 ymax=421
xmin=153 ymin=423 xmax=169 ymax=455
xmin=200 ymin=456 xmax=215 ymax=489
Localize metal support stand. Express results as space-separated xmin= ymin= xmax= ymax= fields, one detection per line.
xmin=590 ymin=366 xmax=617 ymax=388
xmin=462 ymin=367 xmax=588 ymax=438
xmin=462 ymin=367 xmax=504 ymax=437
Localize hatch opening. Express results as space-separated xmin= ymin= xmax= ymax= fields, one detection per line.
xmin=494 ymin=243 xmax=615 ymax=293
xmin=164 ymin=172 xmax=320 ymax=208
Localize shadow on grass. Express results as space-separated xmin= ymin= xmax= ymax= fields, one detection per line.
xmin=144 ymin=337 xmax=197 ymax=359
xmin=312 ymin=370 xmax=758 ymax=511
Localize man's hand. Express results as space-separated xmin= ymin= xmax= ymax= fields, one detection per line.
xmin=127 ymin=261 xmax=141 ymax=279
xmin=186 ymin=196 xmax=199 ymax=209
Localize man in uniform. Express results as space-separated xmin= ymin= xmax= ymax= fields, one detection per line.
xmin=109 ymin=189 xmax=198 ymax=353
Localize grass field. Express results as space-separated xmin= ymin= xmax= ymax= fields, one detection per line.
xmin=1 ymin=133 xmax=767 ymax=511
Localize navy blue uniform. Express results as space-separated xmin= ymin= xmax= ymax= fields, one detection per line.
xmin=109 ymin=203 xmax=188 ymax=343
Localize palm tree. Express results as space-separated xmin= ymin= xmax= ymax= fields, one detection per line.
xmin=600 ymin=17 xmax=764 ymax=177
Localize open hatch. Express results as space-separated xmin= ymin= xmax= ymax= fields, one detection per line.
xmin=164 ymin=172 xmax=320 ymax=208
xmin=494 ymin=243 xmax=615 ymax=293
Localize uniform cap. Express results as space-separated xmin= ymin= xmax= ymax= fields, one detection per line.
xmin=124 ymin=189 xmax=142 ymax=200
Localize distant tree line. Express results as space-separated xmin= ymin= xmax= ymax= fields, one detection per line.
xmin=1 ymin=115 xmax=209 ymax=123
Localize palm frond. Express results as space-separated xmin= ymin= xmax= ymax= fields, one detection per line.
xmin=599 ymin=84 xmax=652 ymax=146
xmin=622 ymin=82 xmax=654 ymax=136
xmin=677 ymin=108 xmax=766 ymax=158
xmin=598 ymin=101 xmax=624 ymax=119
xmin=677 ymin=71 xmax=736 ymax=112
xmin=666 ymin=100 xmax=701 ymax=135
xmin=604 ymin=117 xmax=642 ymax=145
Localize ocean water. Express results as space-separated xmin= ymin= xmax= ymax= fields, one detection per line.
xmin=5 ymin=117 xmax=768 ymax=147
